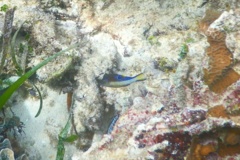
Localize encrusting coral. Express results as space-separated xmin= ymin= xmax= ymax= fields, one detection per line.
xmin=224 ymin=128 xmax=240 ymax=145
xmin=188 ymin=139 xmax=213 ymax=160
xmin=200 ymin=9 xmax=240 ymax=94
xmin=187 ymin=127 xmax=240 ymax=160
xmin=207 ymin=105 xmax=229 ymax=118
xmin=218 ymin=128 xmax=240 ymax=157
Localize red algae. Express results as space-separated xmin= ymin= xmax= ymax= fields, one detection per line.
xmin=151 ymin=132 xmax=192 ymax=160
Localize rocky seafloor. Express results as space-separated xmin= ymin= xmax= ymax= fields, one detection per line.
xmin=1 ymin=0 xmax=240 ymax=160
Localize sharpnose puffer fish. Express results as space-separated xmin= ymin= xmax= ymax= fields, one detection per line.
xmin=98 ymin=73 xmax=146 ymax=88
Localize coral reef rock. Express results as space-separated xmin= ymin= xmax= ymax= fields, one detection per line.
xmin=2 ymin=0 xmax=240 ymax=159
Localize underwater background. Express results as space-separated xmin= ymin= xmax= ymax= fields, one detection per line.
xmin=1 ymin=0 xmax=240 ymax=160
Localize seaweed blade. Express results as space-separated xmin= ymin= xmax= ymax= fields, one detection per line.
xmin=0 ymin=43 xmax=79 ymax=109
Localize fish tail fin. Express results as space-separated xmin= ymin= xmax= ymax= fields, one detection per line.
xmin=134 ymin=73 xmax=146 ymax=81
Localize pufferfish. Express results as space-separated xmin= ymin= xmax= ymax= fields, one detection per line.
xmin=98 ymin=73 xmax=146 ymax=88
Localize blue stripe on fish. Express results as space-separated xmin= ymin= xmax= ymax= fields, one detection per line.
xmin=114 ymin=75 xmax=132 ymax=81
xmin=99 ymin=73 xmax=146 ymax=88
xmin=107 ymin=114 xmax=119 ymax=134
